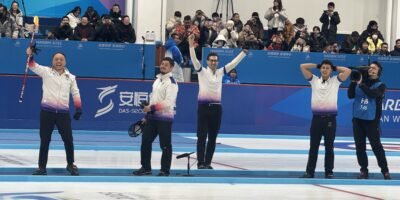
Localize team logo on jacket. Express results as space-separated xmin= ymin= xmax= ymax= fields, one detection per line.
xmin=95 ymin=85 xmax=118 ymax=118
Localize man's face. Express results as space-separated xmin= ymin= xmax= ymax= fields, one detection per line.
xmin=160 ymin=60 xmax=173 ymax=74
xmin=184 ymin=20 xmax=191 ymax=28
xmin=104 ymin=18 xmax=112 ymax=25
xmin=74 ymin=10 xmax=80 ymax=17
xmin=122 ymin=17 xmax=130 ymax=25
xmin=12 ymin=3 xmax=18 ymax=11
xmin=112 ymin=6 xmax=120 ymax=13
xmin=381 ymin=44 xmax=388 ymax=52
xmin=230 ymin=71 xmax=237 ymax=78
xmin=233 ymin=14 xmax=240 ymax=22
xmin=61 ymin=18 xmax=69 ymax=25
xmin=81 ymin=17 xmax=88 ymax=26
xmin=328 ymin=6 xmax=334 ymax=12
xmin=320 ymin=64 xmax=333 ymax=77
xmin=396 ymin=41 xmax=400 ymax=48
xmin=173 ymin=35 xmax=181 ymax=45
xmin=207 ymin=56 xmax=218 ymax=70
xmin=52 ymin=53 xmax=66 ymax=71
xmin=368 ymin=63 xmax=380 ymax=79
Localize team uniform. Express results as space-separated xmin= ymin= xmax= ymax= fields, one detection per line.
xmin=189 ymin=47 xmax=246 ymax=168
xmin=28 ymin=59 xmax=82 ymax=175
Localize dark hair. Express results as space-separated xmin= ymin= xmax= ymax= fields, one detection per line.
xmin=121 ymin=15 xmax=130 ymax=21
xmin=351 ymin=31 xmax=359 ymax=37
xmin=273 ymin=0 xmax=283 ymax=11
xmin=183 ymin=15 xmax=191 ymax=21
xmin=319 ymin=59 xmax=335 ymax=70
xmin=328 ymin=2 xmax=335 ymax=8
xmin=371 ymin=61 xmax=383 ymax=76
xmin=207 ymin=52 xmax=219 ymax=60
xmin=68 ymin=6 xmax=81 ymax=15
xmin=0 ymin=4 xmax=8 ymax=12
xmin=9 ymin=1 xmax=21 ymax=14
xmin=162 ymin=57 xmax=174 ymax=67
xmin=61 ymin=16 xmax=69 ymax=20
xmin=52 ymin=52 xmax=67 ymax=59
xmin=381 ymin=42 xmax=388 ymax=46
xmin=212 ymin=12 xmax=219 ymax=18
xmin=232 ymin=13 xmax=239 ymax=18
xmin=295 ymin=17 xmax=304 ymax=25
xmin=174 ymin=11 xmax=182 ymax=18
xmin=251 ymin=12 xmax=259 ymax=17
xmin=171 ymin=33 xmax=180 ymax=39
xmin=396 ymin=39 xmax=400 ymax=43
xmin=313 ymin=26 xmax=320 ymax=31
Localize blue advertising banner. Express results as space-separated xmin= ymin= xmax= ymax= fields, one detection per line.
xmin=0 ymin=38 xmax=155 ymax=79
xmin=1 ymin=75 xmax=399 ymax=137
xmin=202 ymin=48 xmax=400 ymax=89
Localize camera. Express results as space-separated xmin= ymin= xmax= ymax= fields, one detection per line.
xmin=350 ymin=66 xmax=369 ymax=82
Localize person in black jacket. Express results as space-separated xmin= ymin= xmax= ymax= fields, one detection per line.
xmin=320 ymin=2 xmax=340 ymax=43
xmin=390 ymin=39 xmax=400 ymax=56
xmin=109 ymin=3 xmax=122 ymax=25
xmin=96 ymin=15 xmax=118 ymax=42
xmin=83 ymin=6 xmax=99 ymax=27
xmin=340 ymin=31 xmax=359 ymax=54
xmin=116 ymin=15 xmax=136 ymax=43
xmin=309 ymin=26 xmax=328 ymax=52
xmin=347 ymin=61 xmax=391 ymax=180
xmin=360 ymin=20 xmax=384 ymax=44
xmin=50 ymin=16 xmax=73 ymax=40
xmin=73 ymin=16 xmax=95 ymax=41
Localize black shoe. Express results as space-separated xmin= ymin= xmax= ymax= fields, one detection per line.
xmin=205 ymin=165 xmax=213 ymax=169
xmin=325 ymin=172 xmax=334 ymax=179
xmin=357 ymin=171 xmax=369 ymax=179
xmin=133 ymin=167 xmax=152 ymax=176
xmin=66 ymin=164 xmax=79 ymax=176
xmin=300 ymin=172 xmax=314 ymax=178
xmin=198 ymin=164 xmax=206 ymax=169
xmin=383 ymin=172 xmax=392 ymax=180
xmin=32 ymin=168 xmax=47 ymax=175
xmin=157 ymin=171 xmax=170 ymax=176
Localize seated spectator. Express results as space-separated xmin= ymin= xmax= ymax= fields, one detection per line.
xmin=264 ymin=0 xmax=288 ymax=40
xmin=210 ymin=12 xmax=224 ymax=33
xmin=166 ymin=11 xmax=182 ymax=37
xmin=212 ymin=34 xmax=228 ymax=48
xmin=9 ymin=1 xmax=23 ymax=38
xmin=73 ymin=16 xmax=95 ymax=41
xmin=199 ymin=19 xmax=217 ymax=48
xmin=376 ymin=42 xmax=390 ymax=56
xmin=332 ymin=42 xmax=340 ymax=53
xmin=323 ymin=43 xmax=335 ymax=54
xmin=116 ymin=15 xmax=136 ymax=43
xmin=174 ymin=15 xmax=200 ymax=46
xmin=223 ymin=69 xmax=240 ymax=84
xmin=391 ymin=39 xmax=400 ymax=56
xmin=96 ymin=15 xmax=118 ymax=42
xmin=231 ymin=13 xmax=243 ymax=32
xmin=0 ymin=4 xmax=18 ymax=39
xmin=83 ymin=6 xmax=99 ymax=27
xmin=291 ymin=37 xmax=310 ymax=52
xmin=265 ymin=33 xmax=288 ymax=51
xmin=109 ymin=4 xmax=122 ymax=25
xmin=243 ymin=32 xmax=263 ymax=50
xmin=245 ymin=12 xmax=264 ymax=41
xmin=357 ymin=41 xmax=371 ymax=54
xmin=320 ymin=2 xmax=340 ymax=43
xmin=288 ymin=30 xmax=309 ymax=50
xmin=192 ymin=9 xmax=207 ymax=30
xmin=66 ymin=6 xmax=81 ymax=30
xmin=360 ymin=20 xmax=384 ymax=44
xmin=282 ymin=19 xmax=294 ymax=47
xmin=340 ymin=31 xmax=359 ymax=54
xmin=366 ymin=31 xmax=383 ymax=54
xmin=218 ymin=20 xmax=238 ymax=48
xmin=293 ymin=17 xmax=307 ymax=34
xmin=309 ymin=26 xmax=327 ymax=52
xmin=237 ymin=24 xmax=253 ymax=48
xmin=49 ymin=16 xmax=73 ymax=40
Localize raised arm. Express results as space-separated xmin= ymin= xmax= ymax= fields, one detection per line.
xmin=224 ymin=50 xmax=247 ymax=73
xmin=336 ymin=66 xmax=351 ymax=82
xmin=300 ymin=63 xmax=316 ymax=80
xmin=188 ymin=34 xmax=202 ymax=71
xmin=26 ymin=47 xmax=47 ymax=77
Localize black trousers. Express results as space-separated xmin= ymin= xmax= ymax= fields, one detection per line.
xmin=38 ymin=110 xmax=74 ymax=169
xmin=305 ymin=115 xmax=336 ymax=175
xmin=352 ymin=118 xmax=389 ymax=173
xmin=140 ymin=119 xmax=172 ymax=172
xmin=196 ymin=104 xmax=222 ymax=166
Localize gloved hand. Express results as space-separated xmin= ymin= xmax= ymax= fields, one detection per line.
xmin=73 ymin=111 xmax=82 ymax=120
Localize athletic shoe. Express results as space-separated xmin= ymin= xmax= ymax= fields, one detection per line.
xmin=32 ymin=168 xmax=47 ymax=175
xmin=66 ymin=164 xmax=79 ymax=176
xmin=133 ymin=167 xmax=152 ymax=176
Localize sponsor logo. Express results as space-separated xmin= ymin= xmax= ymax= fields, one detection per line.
xmin=95 ymin=85 xmax=118 ymax=118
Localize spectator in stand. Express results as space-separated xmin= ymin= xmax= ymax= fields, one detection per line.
xmin=83 ymin=6 xmax=99 ymax=27
xmin=166 ymin=11 xmax=182 ymax=37
xmin=265 ymin=33 xmax=288 ymax=51
xmin=309 ymin=26 xmax=327 ymax=52
xmin=243 ymin=32 xmax=264 ymax=50
xmin=293 ymin=17 xmax=307 ymax=35
xmin=73 ymin=16 xmax=95 ymax=41
xmin=165 ymin=33 xmax=184 ymax=82
xmin=175 ymin=15 xmax=201 ymax=46
xmin=237 ymin=24 xmax=252 ymax=47
xmin=366 ymin=31 xmax=383 ymax=54
xmin=212 ymin=34 xmax=228 ymax=48
xmin=217 ymin=20 xmax=238 ymax=48
xmin=49 ymin=16 xmax=73 ymax=40
xmin=264 ymin=0 xmax=288 ymax=40
xmin=223 ymin=69 xmax=240 ymax=84
xmin=323 ymin=43 xmax=335 ymax=54
xmin=116 ymin=15 xmax=136 ymax=43
xmin=231 ymin=13 xmax=243 ymax=32
xmin=340 ymin=31 xmax=360 ymax=54
xmin=360 ymin=20 xmax=384 ymax=44
xmin=390 ymin=39 xmax=400 ymax=56
xmin=332 ymin=42 xmax=340 ymax=53
xmin=9 ymin=1 xmax=23 ymax=38
xmin=192 ymin=10 xmax=207 ymax=31
xmin=199 ymin=19 xmax=218 ymax=48
xmin=320 ymin=2 xmax=340 ymax=43
xmin=0 ymin=4 xmax=18 ymax=39
xmin=357 ymin=41 xmax=371 ymax=55
xmin=66 ymin=6 xmax=81 ymax=30
xmin=289 ymin=30 xmax=309 ymax=50
xmin=245 ymin=12 xmax=264 ymax=41
xmin=96 ymin=15 xmax=118 ymax=42
xmin=291 ymin=36 xmax=310 ymax=52
xmin=282 ymin=19 xmax=294 ymax=47
xmin=109 ymin=4 xmax=122 ymax=25
xmin=211 ymin=12 xmax=224 ymax=33
xmin=376 ymin=42 xmax=390 ymax=56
